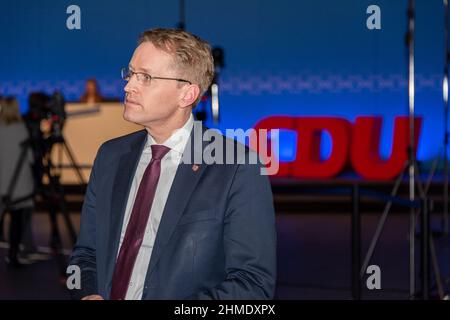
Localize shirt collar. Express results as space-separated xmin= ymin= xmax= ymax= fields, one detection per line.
xmin=145 ymin=113 xmax=194 ymax=155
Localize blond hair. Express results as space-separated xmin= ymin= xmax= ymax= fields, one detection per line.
xmin=0 ymin=96 xmax=22 ymax=125
xmin=138 ymin=28 xmax=214 ymax=106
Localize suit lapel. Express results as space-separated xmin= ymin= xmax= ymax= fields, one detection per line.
xmin=105 ymin=130 xmax=147 ymax=292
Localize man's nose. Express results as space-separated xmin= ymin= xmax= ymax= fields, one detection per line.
xmin=124 ymin=76 xmax=138 ymax=93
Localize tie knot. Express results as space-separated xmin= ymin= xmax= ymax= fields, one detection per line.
xmin=151 ymin=144 xmax=171 ymax=160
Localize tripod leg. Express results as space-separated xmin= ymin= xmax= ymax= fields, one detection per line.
xmin=58 ymin=143 xmax=63 ymax=177
xmin=424 ymin=147 xmax=442 ymax=194
xmin=47 ymin=202 xmax=68 ymax=278
xmin=360 ymin=162 xmax=407 ymax=278
xmin=47 ymin=173 xmax=77 ymax=246
xmin=48 ymin=204 xmax=62 ymax=253
xmin=413 ymin=207 xmax=445 ymax=299
xmin=420 ymin=199 xmax=430 ymax=300
xmin=41 ymin=152 xmax=75 ymax=279
xmin=62 ymin=140 xmax=86 ymax=185
xmin=414 ymin=161 xmax=427 ymax=200
xmin=429 ymin=229 xmax=445 ymax=299
xmin=54 ymin=180 xmax=77 ymax=245
xmin=414 ymin=161 xmax=446 ymax=299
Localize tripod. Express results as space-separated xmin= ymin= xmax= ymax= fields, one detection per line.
xmin=0 ymin=133 xmax=77 ymax=276
xmin=359 ymin=0 xmax=446 ymax=300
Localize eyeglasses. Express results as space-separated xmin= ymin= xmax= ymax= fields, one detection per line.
xmin=121 ymin=67 xmax=192 ymax=86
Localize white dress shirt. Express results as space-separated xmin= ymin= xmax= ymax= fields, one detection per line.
xmin=118 ymin=113 xmax=194 ymax=300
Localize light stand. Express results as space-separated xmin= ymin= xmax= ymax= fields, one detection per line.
xmin=359 ymin=0 xmax=445 ymax=299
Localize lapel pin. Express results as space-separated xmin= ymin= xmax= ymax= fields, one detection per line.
xmin=192 ymin=164 xmax=199 ymax=172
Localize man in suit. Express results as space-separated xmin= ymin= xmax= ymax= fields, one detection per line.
xmin=68 ymin=28 xmax=276 ymax=300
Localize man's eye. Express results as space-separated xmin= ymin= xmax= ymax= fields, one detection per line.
xmin=143 ymin=74 xmax=152 ymax=82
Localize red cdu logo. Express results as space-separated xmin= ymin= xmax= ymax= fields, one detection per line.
xmin=253 ymin=115 xmax=422 ymax=180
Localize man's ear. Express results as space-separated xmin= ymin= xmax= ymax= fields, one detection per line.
xmin=180 ymin=84 xmax=200 ymax=109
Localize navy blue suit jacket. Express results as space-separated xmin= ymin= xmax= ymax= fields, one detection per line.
xmin=69 ymin=126 xmax=276 ymax=299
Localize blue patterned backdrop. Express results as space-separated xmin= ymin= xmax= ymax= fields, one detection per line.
xmin=0 ymin=0 xmax=446 ymax=166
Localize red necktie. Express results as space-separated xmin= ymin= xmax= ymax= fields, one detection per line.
xmin=110 ymin=144 xmax=170 ymax=300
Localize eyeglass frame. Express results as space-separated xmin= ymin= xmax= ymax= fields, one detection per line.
xmin=121 ymin=66 xmax=192 ymax=86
